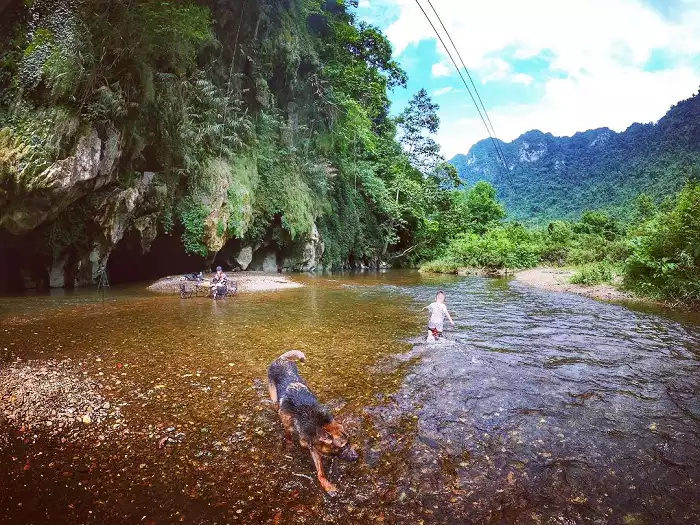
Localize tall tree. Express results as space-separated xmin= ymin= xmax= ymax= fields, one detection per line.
xmin=396 ymin=88 xmax=443 ymax=175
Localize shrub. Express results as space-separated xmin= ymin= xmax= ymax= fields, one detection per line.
xmin=178 ymin=197 xmax=209 ymax=256
xmin=623 ymin=181 xmax=700 ymax=305
xmin=569 ymin=262 xmax=614 ymax=286
xmin=436 ymin=224 xmax=543 ymax=270
xmin=566 ymin=233 xmax=609 ymax=265
xmin=419 ymin=258 xmax=459 ymax=274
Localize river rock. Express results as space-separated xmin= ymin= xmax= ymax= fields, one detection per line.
xmin=235 ymin=246 xmax=254 ymax=270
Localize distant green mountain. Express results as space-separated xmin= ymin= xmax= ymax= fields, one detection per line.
xmin=450 ymin=91 xmax=700 ymax=222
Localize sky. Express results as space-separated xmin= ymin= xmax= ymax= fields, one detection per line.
xmin=355 ymin=0 xmax=700 ymax=158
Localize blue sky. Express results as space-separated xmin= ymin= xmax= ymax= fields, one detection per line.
xmin=356 ymin=0 xmax=700 ymax=158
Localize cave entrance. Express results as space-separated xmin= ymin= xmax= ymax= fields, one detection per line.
xmin=107 ymin=230 xmax=207 ymax=285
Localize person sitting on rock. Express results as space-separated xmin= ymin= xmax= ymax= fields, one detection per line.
xmin=210 ymin=266 xmax=227 ymax=297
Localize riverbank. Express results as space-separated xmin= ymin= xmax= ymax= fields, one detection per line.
xmin=146 ymin=272 xmax=304 ymax=294
xmin=515 ymin=267 xmax=638 ymax=302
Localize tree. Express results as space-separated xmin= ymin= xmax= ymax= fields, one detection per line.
xmin=632 ymin=193 xmax=655 ymax=223
xmin=396 ymin=88 xmax=443 ymax=174
xmin=465 ymin=181 xmax=506 ymax=234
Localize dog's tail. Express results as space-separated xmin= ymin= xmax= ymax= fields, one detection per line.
xmin=278 ymin=350 xmax=306 ymax=362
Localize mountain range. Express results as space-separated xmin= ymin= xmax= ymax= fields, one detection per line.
xmin=449 ymin=90 xmax=700 ymax=222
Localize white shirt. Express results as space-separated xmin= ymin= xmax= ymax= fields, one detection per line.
xmin=427 ymin=302 xmax=449 ymax=330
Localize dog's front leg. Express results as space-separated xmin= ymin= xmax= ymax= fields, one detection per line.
xmin=268 ymin=381 xmax=278 ymax=409
xmin=309 ymin=447 xmax=337 ymax=496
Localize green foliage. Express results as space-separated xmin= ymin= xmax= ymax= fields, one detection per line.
xmin=632 ymin=193 xmax=656 ymax=223
xmin=569 ymin=262 xmax=615 ymax=286
xmin=419 ymin=258 xmax=459 ymax=274
xmin=396 ymin=88 xmax=443 ymax=174
xmin=177 ymin=196 xmax=209 ymax=257
xmin=573 ymin=210 xmax=621 ymax=240
xmin=443 ymin=224 xmax=542 ymax=270
xmin=464 ymin=181 xmax=506 ymax=234
xmin=624 ymin=181 xmax=700 ymax=306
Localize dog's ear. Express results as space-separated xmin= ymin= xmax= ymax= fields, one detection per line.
xmin=317 ymin=428 xmax=333 ymax=445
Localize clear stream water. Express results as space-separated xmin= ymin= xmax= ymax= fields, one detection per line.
xmin=0 ymin=272 xmax=699 ymax=524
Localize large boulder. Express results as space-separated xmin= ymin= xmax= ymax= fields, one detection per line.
xmin=235 ymin=246 xmax=254 ymax=270
xmin=281 ymin=223 xmax=324 ymax=272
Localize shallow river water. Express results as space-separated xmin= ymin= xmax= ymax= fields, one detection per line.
xmin=1 ymin=272 xmax=699 ymax=524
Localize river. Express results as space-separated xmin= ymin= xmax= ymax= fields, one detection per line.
xmin=1 ymin=272 xmax=699 ymax=524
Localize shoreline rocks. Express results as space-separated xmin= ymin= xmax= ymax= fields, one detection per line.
xmin=146 ymin=272 xmax=304 ymax=294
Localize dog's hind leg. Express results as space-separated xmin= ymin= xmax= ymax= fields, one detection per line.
xmin=278 ymin=408 xmax=295 ymax=450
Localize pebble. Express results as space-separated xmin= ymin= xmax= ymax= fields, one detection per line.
xmin=82 ymin=415 xmax=92 ymax=424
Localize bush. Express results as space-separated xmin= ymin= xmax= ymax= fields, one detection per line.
xmin=438 ymin=224 xmax=542 ymax=270
xmin=569 ymin=262 xmax=614 ymax=286
xmin=565 ymin=233 xmax=609 ymax=265
xmin=623 ymin=181 xmax=700 ymax=305
xmin=419 ymin=258 xmax=459 ymax=274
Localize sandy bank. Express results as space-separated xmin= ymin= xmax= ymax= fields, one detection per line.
xmin=147 ymin=272 xmax=304 ymax=294
xmin=515 ymin=267 xmax=636 ymax=302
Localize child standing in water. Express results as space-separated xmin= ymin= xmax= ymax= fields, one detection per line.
xmin=425 ymin=290 xmax=454 ymax=342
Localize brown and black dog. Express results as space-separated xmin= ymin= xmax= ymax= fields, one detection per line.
xmin=267 ymin=350 xmax=358 ymax=495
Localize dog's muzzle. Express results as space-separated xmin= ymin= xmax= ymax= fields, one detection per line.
xmin=338 ymin=445 xmax=359 ymax=462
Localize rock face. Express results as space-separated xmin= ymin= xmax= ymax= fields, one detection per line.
xmin=47 ymin=171 xmax=167 ymax=288
xmin=0 ymin=127 xmax=121 ymax=235
xmin=281 ymin=223 xmax=324 ymax=272
xmin=0 ymin=127 xmax=326 ymax=288
xmin=262 ymin=252 xmax=278 ymax=273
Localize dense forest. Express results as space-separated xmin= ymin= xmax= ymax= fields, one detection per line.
xmin=451 ymin=92 xmax=700 ymax=222
xmin=0 ymin=0 xmax=462 ymax=290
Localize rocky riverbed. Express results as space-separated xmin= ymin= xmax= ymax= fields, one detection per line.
xmin=0 ymin=358 xmax=124 ymax=441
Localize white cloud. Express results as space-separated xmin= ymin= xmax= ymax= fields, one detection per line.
xmin=385 ymin=0 xmax=700 ymax=74
xmin=481 ymin=58 xmax=511 ymax=83
xmin=510 ymin=73 xmax=534 ymax=85
xmin=436 ymin=66 xmax=700 ymax=158
xmin=433 ymin=86 xmax=455 ymax=96
xmin=431 ymin=62 xmax=451 ymax=77
xmin=358 ymin=0 xmax=370 ymax=8
xmin=375 ymin=0 xmax=700 ymax=155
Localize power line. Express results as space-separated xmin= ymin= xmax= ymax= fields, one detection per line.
xmin=412 ymin=0 xmax=514 ymax=185
xmin=425 ymin=0 xmax=511 ymax=178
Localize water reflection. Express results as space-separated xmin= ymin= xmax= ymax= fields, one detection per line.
xmin=0 ymin=272 xmax=699 ymax=524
